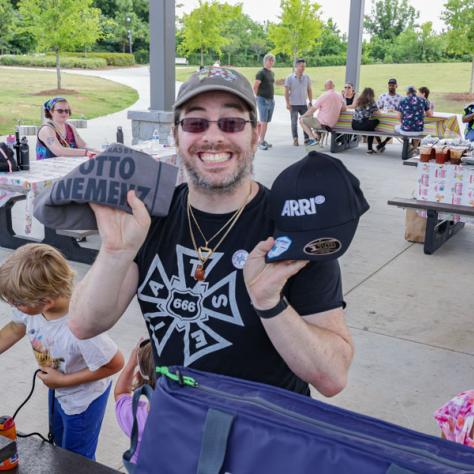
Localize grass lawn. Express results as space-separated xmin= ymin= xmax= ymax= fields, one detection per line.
xmin=0 ymin=68 xmax=138 ymax=135
xmin=176 ymin=63 xmax=473 ymax=114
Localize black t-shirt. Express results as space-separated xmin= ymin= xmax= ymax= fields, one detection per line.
xmin=135 ymin=183 xmax=344 ymax=394
xmin=255 ymin=68 xmax=275 ymax=99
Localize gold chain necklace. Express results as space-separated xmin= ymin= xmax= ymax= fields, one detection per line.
xmin=187 ymin=184 xmax=253 ymax=281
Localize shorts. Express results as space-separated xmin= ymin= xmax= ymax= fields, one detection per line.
xmin=256 ymin=96 xmax=275 ymax=123
xmin=301 ymin=116 xmax=322 ymax=130
xmin=465 ymin=128 xmax=474 ymax=141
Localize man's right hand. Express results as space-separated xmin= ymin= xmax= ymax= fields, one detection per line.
xmin=286 ymin=103 xmax=291 ymax=111
xmin=90 ymin=190 xmax=151 ymax=256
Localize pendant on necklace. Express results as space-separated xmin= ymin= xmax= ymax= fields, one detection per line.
xmin=194 ymin=264 xmax=206 ymax=281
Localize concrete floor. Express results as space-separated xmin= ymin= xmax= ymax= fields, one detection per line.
xmin=1 ymin=68 xmax=473 ymax=471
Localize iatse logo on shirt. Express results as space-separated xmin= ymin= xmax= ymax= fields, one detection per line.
xmin=281 ymin=195 xmax=325 ymax=217
xmin=304 ymin=237 xmax=341 ymax=256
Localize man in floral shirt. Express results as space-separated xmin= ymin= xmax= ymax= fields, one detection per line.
xmin=463 ymin=102 xmax=474 ymax=141
xmin=375 ymin=78 xmax=403 ymax=152
xmin=395 ymin=85 xmax=433 ymax=136
xmin=377 ymin=78 xmax=402 ymax=111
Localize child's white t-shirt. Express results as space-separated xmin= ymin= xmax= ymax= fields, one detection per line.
xmin=12 ymin=309 xmax=118 ymax=415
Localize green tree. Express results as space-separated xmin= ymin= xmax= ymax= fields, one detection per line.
xmin=268 ymin=0 xmax=323 ymax=66
xmin=313 ymin=18 xmax=346 ymax=57
xmin=364 ymin=0 xmax=418 ymax=41
xmin=180 ymin=0 xmax=240 ymax=67
xmin=18 ymin=0 xmax=101 ymax=89
xmin=0 ymin=0 xmax=17 ymax=54
xmin=442 ymin=0 xmax=474 ymax=92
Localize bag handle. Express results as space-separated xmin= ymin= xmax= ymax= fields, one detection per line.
xmin=196 ymin=408 xmax=235 ymax=474
xmin=122 ymin=383 xmax=154 ymax=473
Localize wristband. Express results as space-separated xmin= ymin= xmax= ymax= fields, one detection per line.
xmin=254 ymin=296 xmax=289 ymax=319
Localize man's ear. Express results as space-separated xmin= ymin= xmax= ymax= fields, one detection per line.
xmin=172 ymin=125 xmax=179 ymax=146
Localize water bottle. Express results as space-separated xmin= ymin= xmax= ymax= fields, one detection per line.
xmin=14 ymin=129 xmax=21 ymax=166
xmin=19 ymin=137 xmax=30 ymax=171
xmin=116 ymin=126 xmax=124 ymax=144
xmin=151 ymin=128 xmax=160 ymax=152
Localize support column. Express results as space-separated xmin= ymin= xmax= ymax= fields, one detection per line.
xmin=128 ymin=0 xmax=176 ymax=144
xmin=345 ymin=0 xmax=365 ymax=92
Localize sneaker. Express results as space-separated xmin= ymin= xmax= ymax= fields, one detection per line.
xmin=258 ymin=142 xmax=268 ymax=150
xmin=293 ymin=138 xmax=299 ymax=146
xmin=306 ymin=139 xmax=318 ymax=146
xmin=376 ymin=144 xmax=385 ymax=153
xmin=262 ymin=140 xmax=272 ymax=148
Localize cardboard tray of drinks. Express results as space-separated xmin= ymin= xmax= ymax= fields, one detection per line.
xmin=419 ymin=137 xmax=474 ymax=165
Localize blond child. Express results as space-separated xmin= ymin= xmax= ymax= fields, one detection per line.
xmin=0 ymin=244 xmax=124 ymax=460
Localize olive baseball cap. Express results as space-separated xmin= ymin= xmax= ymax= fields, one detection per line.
xmin=34 ymin=144 xmax=178 ymax=230
xmin=174 ymin=66 xmax=256 ymax=114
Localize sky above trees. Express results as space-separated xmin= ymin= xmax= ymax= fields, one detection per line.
xmin=179 ymin=0 xmax=448 ymax=34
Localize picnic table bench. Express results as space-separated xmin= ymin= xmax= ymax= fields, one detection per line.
xmin=315 ymin=110 xmax=461 ymax=160
xmin=387 ymin=160 xmax=474 ymax=254
xmin=387 ymin=197 xmax=474 ymax=254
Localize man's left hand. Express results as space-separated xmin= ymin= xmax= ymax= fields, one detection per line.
xmin=37 ymin=367 xmax=68 ymax=389
xmin=244 ymin=237 xmax=308 ymax=310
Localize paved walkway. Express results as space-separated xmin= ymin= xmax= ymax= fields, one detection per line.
xmin=1 ymin=67 xmax=473 ymax=471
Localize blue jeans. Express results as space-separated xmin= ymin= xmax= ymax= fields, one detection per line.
xmin=48 ymin=383 xmax=111 ymax=460
xmin=466 ymin=128 xmax=474 ymax=142
xmin=256 ymin=96 xmax=275 ymax=123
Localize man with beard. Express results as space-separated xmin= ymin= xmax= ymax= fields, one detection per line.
xmin=69 ymin=67 xmax=353 ymax=397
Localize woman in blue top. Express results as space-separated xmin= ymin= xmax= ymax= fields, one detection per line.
xmin=36 ymin=97 xmax=94 ymax=160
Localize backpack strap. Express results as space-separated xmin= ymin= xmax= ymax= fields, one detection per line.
xmin=196 ymin=408 xmax=235 ymax=474
xmin=122 ymin=384 xmax=154 ymax=473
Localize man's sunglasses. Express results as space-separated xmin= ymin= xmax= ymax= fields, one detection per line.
xmin=178 ymin=117 xmax=252 ymax=133
xmin=54 ymin=108 xmax=71 ymax=115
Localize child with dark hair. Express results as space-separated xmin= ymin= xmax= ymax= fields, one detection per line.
xmin=115 ymin=338 xmax=156 ymax=464
xmin=351 ymin=87 xmax=380 ymax=154
xmin=418 ymin=86 xmax=434 ymax=112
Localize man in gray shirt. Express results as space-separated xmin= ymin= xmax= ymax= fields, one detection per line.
xmin=284 ymin=58 xmax=313 ymax=146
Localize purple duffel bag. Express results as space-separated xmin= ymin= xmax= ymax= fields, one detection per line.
xmin=135 ymin=367 xmax=474 ymax=474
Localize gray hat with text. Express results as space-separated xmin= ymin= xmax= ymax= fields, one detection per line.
xmin=34 ymin=144 xmax=178 ymax=230
xmin=174 ymin=66 xmax=256 ymax=114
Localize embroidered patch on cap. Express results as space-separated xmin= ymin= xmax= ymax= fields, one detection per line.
xmin=232 ymin=249 xmax=248 ymax=269
xmin=267 ymin=236 xmax=292 ymax=259
xmin=303 ymin=238 xmax=341 ymax=256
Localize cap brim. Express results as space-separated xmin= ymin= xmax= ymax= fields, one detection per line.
xmin=265 ymin=218 xmax=359 ymax=263
xmin=174 ymin=83 xmax=256 ymax=113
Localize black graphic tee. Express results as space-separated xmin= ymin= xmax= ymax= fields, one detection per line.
xmin=255 ymin=68 xmax=275 ymax=99
xmin=135 ymin=184 xmax=344 ymax=394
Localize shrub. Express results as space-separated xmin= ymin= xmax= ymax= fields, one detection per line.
xmin=134 ymin=49 xmax=149 ymax=64
xmin=65 ymin=52 xmax=135 ymax=66
xmin=0 ymin=54 xmax=107 ymax=68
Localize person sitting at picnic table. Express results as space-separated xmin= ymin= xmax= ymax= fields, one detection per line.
xmin=341 ymin=82 xmax=358 ymax=109
xmin=395 ymin=85 xmax=433 ymax=139
xmin=418 ymin=86 xmax=434 ymax=112
xmin=463 ymin=101 xmax=474 ymax=142
xmin=36 ymin=97 xmax=96 ymax=160
xmin=351 ymin=87 xmax=380 ymax=154
xmin=300 ymin=80 xmax=346 ymax=146
xmin=375 ymin=78 xmax=403 ymax=152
